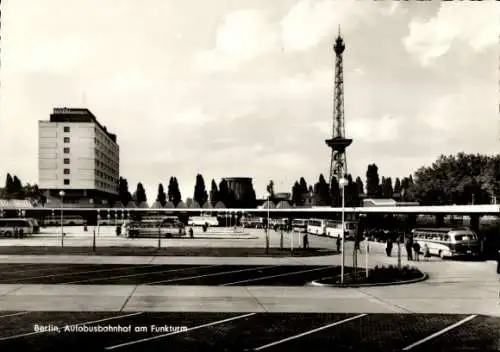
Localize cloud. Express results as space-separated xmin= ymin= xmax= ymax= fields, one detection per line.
xmin=403 ymin=2 xmax=498 ymax=66
xmin=195 ymin=9 xmax=279 ymax=71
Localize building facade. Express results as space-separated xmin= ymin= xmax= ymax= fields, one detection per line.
xmin=38 ymin=108 xmax=119 ymax=207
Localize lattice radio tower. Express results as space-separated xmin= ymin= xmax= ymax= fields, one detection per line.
xmin=325 ymin=28 xmax=352 ymax=185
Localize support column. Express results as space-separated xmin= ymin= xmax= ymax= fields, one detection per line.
xmin=435 ymin=214 xmax=444 ymax=227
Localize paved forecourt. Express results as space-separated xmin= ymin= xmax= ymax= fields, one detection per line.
xmin=0 ymin=250 xmax=496 ymax=315
xmin=0 ymin=311 xmax=498 ymax=351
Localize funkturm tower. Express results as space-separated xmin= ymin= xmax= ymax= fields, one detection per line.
xmin=325 ymin=29 xmax=352 ymax=184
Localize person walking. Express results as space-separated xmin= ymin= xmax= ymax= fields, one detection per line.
xmin=405 ymin=235 xmax=413 ymax=261
xmin=336 ymin=236 xmax=341 ymax=253
xmin=413 ymin=241 xmax=421 ymax=262
xmin=423 ymin=243 xmax=431 ymax=261
xmin=386 ymin=238 xmax=393 ymax=257
xmin=303 ymin=234 xmax=309 ymax=249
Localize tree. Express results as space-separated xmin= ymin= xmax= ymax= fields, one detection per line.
xmin=291 ymin=181 xmax=301 ymax=206
xmin=134 ymin=183 xmax=147 ymax=204
xmin=355 ymin=176 xmax=364 ymax=196
xmin=186 ymin=198 xmax=193 ymax=208
xmin=298 ymin=177 xmax=308 ymax=206
xmin=170 ymin=177 xmax=182 ymax=206
xmin=193 ymin=174 xmax=208 ymax=207
xmin=408 ymin=153 xmax=497 ymax=205
xmin=266 ymin=180 xmax=275 ymax=198
xmin=210 ymin=179 xmax=219 ymax=206
xmin=394 ymin=177 xmax=402 ymax=195
xmin=12 ymin=176 xmax=24 ymax=198
xmin=381 ymin=177 xmax=394 ymax=198
xmin=218 ymin=179 xmax=229 ymax=206
xmin=330 ymin=177 xmax=340 ymax=207
xmin=119 ymin=177 xmax=132 ymax=206
xmin=366 ymin=164 xmax=380 ymax=198
xmin=313 ymin=174 xmax=331 ymax=206
xmin=156 ymin=183 xmax=167 ymax=207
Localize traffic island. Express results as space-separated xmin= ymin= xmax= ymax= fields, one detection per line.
xmin=0 ymin=246 xmax=338 ymax=257
xmin=310 ymin=265 xmax=428 ymax=287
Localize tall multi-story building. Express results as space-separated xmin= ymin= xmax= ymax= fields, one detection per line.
xmin=38 ymin=107 xmax=120 ymax=207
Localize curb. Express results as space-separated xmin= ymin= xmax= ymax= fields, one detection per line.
xmin=309 ymin=272 xmax=428 ymax=288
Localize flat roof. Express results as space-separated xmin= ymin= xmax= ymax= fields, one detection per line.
xmin=48 ymin=107 xmax=117 ymax=143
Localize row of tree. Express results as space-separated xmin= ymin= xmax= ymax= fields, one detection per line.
xmin=0 ymin=174 xmax=45 ymax=203
xmin=118 ymin=175 xmax=257 ymax=208
xmin=2 ymin=153 xmax=499 ymax=207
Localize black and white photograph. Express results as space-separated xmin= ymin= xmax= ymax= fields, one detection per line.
xmin=0 ymin=0 xmax=499 ymax=350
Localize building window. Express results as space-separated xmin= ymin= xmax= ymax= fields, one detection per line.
xmin=64 ymin=137 xmax=70 ymax=143
xmin=63 ymin=179 xmax=70 ymax=185
xmin=64 ymin=169 xmax=70 ymax=175
xmin=63 ymin=126 xmax=70 ymax=133
xmin=63 ymin=158 xmax=70 ymax=164
xmin=64 ymin=147 xmax=70 ymax=153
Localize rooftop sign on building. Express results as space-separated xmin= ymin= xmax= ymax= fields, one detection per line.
xmin=53 ymin=108 xmax=89 ymax=115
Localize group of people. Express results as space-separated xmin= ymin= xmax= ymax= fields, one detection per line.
xmin=385 ymin=235 xmax=431 ymax=261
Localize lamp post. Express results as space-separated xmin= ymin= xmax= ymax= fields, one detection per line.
xmin=339 ymin=178 xmax=348 ymax=284
xmin=266 ymin=193 xmax=270 ymax=254
xmin=59 ymin=190 xmax=65 ymax=248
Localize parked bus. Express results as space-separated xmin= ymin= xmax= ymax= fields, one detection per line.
xmin=188 ymin=216 xmax=219 ymax=227
xmin=325 ymin=220 xmax=358 ymax=240
xmin=123 ymin=219 xmax=186 ymax=238
xmin=0 ymin=218 xmax=36 ymax=238
xmin=412 ymin=227 xmax=480 ymax=259
xmin=307 ymin=219 xmax=327 ymax=236
xmin=44 ymin=215 xmax=86 ymax=226
xmin=241 ymin=217 xmax=264 ymax=229
xmin=292 ymin=219 xmax=308 ymax=233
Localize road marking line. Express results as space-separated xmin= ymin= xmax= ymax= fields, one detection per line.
xmin=0 ymin=264 xmax=160 ymax=282
xmin=105 ymin=312 xmax=257 ymax=350
xmin=63 ymin=265 xmax=219 ymax=284
xmin=222 ymin=266 xmax=335 ymax=286
xmin=402 ymin=314 xmax=478 ymax=350
xmin=0 ymin=312 xmax=30 ymax=319
xmin=145 ymin=266 xmax=277 ymax=285
xmin=0 ymin=312 xmax=143 ymax=341
xmin=253 ymin=314 xmax=368 ymax=350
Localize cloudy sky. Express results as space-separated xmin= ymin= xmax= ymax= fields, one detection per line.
xmin=0 ymin=0 xmax=498 ymax=203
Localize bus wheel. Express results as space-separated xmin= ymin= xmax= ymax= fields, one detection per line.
xmin=5 ymin=231 xmax=12 ymax=238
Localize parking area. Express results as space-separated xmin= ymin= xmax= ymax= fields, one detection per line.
xmin=0 ymin=263 xmax=344 ymax=286
xmin=0 ymin=311 xmax=497 ymax=351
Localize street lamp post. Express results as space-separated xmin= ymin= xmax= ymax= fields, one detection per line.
xmin=266 ymin=194 xmax=270 ymax=254
xmin=339 ymin=178 xmax=348 ymax=284
xmin=59 ymin=190 xmax=65 ymax=248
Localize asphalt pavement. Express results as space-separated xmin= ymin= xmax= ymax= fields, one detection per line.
xmin=0 ymin=263 xmax=342 ymax=286
xmin=0 ymin=311 xmax=497 ymax=351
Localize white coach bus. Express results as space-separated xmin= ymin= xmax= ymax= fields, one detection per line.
xmin=291 ymin=219 xmax=308 ymax=233
xmin=188 ymin=216 xmax=219 ymax=227
xmin=307 ymin=219 xmax=327 ymax=236
xmin=325 ymin=220 xmax=358 ymax=240
xmin=412 ymin=227 xmax=480 ymax=259
xmin=0 ymin=218 xmax=36 ymax=238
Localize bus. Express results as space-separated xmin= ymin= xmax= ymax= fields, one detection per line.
xmin=325 ymin=220 xmax=358 ymax=240
xmin=307 ymin=219 xmax=327 ymax=236
xmin=44 ymin=215 xmax=86 ymax=226
xmin=123 ymin=219 xmax=186 ymax=238
xmin=412 ymin=227 xmax=480 ymax=259
xmin=188 ymin=216 xmax=219 ymax=227
xmin=0 ymin=218 xmax=36 ymax=238
xmin=241 ymin=217 xmax=264 ymax=229
xmin=292 ymin=219 xmax=308 ymax=233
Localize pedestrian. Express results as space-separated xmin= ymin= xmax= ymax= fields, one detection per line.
xmin=303 ymin=234 xmax=309 ymax=249
xmin=413 ymin=241 xmax=421 ymax=261
xmin=336 ymin=236 xmax=341 ymax=252
xmin=423 ymin=243 xmax=431 ymax=261
xmin=405 ymin=236 xmax=413 ymax=261
xmin=386 ymin=239 xmax=393 ymax=257
xmin=189 ymin=227 xmax=194 ymax=238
